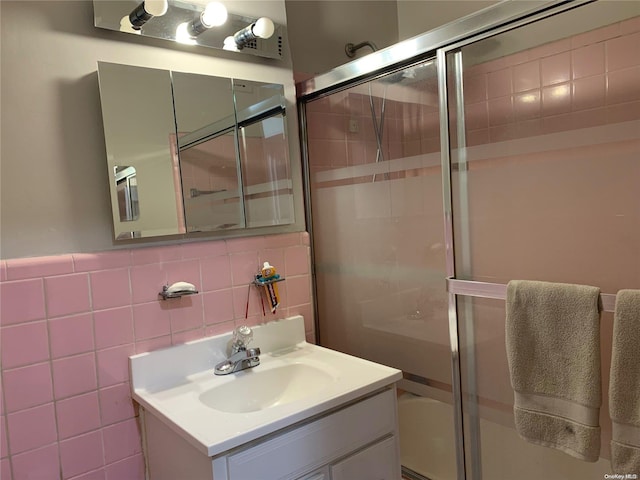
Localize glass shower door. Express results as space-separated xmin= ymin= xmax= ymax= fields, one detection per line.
xmin=447 ymin=4 xmax=640 ymax=479
xmin=305 ymin=60 xmax=458 ymax=480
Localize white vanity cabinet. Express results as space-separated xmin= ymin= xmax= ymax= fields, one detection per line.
xmin=330 ymin=436 xmax=398 ymax=480
xmin=131 ymin=316 xmax=403 ymax=480
xmin=142 ymin=388 xmax=401 ymax=480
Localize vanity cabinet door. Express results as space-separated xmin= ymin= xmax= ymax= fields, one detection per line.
xmin=226 ymin=390 xmax=396 ymax=479
xmin=330 ymin=436 xmax=400 ymax=480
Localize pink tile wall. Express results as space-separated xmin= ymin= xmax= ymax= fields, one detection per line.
xmin=307 ymin=82 xmax=440 ymax=186
xmin=306 ymin=18 xmax=639 ymax=178
xmin=304 ymin=30 xmax=640 ymax=285
xmin=0 ymin=232 xmax=313 ymax=480
xmin=463 ymin=17 xmax=640 ymax=145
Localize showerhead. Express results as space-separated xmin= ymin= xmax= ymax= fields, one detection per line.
xmin=345 ymin=41 xmax=378 ymax=58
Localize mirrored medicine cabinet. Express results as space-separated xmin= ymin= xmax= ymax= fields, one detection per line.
xmin=97 ymin=62 xmax=295 ymax=240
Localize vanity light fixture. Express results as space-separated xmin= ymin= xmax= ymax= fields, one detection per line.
xmin=176 ymin=2 xmax=228 ymax=45
xmin=128 ymin=0 xmax=168 ymax=30
xmin=226 ymin=17 xmax=275 ymax=51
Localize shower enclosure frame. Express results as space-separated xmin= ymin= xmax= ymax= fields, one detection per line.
xmin=296 ymin=1 xmax=598 ymax=479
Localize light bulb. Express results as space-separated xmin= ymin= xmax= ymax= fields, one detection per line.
xmin=144 ymin=0 xmax=168 ymax=16
xmin=231 ymin=16 xmax=275 ymax=49
xmin=223 ymin=36 xmax=239 ymax=51
xmin=252 ymin=17 xmax=275 ymax=39
xmin=175 ymin=22 xmax=196 ymax=45
xmin=120 ymin=15 xmax=141 ymax=34
xmin=201 ymin=2 xmax=227 ymax=28
xmin=129 ymin=0 xmax=167 ymax=29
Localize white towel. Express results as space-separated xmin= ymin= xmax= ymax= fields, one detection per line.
xmin=506 ymin=280 xmax=602 ymax=461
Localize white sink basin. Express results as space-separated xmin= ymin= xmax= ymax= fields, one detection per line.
xmin=199 ymin=363 xmax=336 ymax=413
xmin=129 ymin=315 xmax=402 ymax=456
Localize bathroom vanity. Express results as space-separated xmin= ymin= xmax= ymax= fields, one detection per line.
xmin=130 ymin=316 xmax=402 ymax=480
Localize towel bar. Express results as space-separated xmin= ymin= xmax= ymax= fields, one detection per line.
xmin=447 ymin=278 xmax=617 ymax=313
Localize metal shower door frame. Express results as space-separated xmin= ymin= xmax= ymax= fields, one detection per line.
xmin=296 ymin=2 xmax=595 ymax=479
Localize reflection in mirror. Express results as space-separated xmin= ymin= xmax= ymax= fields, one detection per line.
xmin=179 ymin=129 xmax=243 ymax=232
xmin=97 ymin=62 xmax=185 ymax=239
xmin=238 ymin=114 xmax=293 ymax=227
xmin=114 ymin=166 xmax=139 ymax=222
xmin=233 ymin=80 xmax=293 ymax=227
xmin=171 ymin=72 xmax=244 ymax=232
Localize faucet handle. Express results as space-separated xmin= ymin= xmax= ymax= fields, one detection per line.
xmin=233 ymin=325 xmax=253 ymax=348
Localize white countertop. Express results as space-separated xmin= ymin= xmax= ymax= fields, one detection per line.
xmin=130 ymin=315 xmax=402 ymax=457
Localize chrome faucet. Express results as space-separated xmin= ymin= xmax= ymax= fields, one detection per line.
xmin=214 ymin=326 xmax=261 ymax=375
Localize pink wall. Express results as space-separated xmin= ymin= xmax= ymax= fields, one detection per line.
xmin=462 ymin=16 xmax=640 ymax=145
xmin=0 ymin=233 xmax=314 ymax=480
